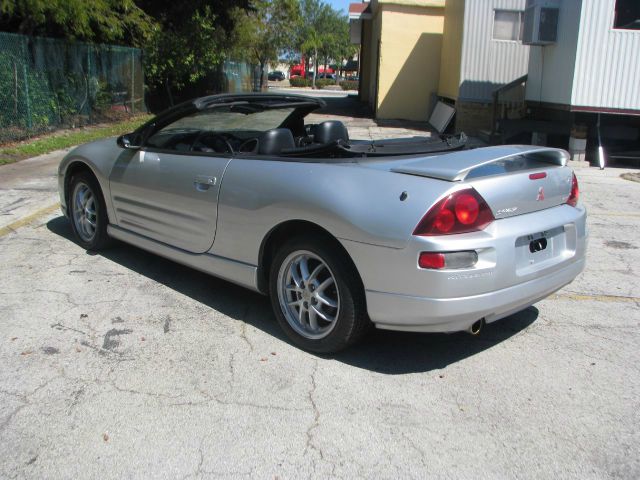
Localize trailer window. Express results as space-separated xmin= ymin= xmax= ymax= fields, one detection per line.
xmin=614 ymin=0 xmax=640 ymax=30
xmin=493 ymin=10 xmax=524 ymax=41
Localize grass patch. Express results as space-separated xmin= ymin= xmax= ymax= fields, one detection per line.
xmin=0 ymin=115 xmax=153 ymax=166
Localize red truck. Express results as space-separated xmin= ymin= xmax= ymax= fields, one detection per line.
xmin=289 ymin=57 xmax=335 ymax=79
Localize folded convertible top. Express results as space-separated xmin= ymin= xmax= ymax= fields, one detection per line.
xmin=344 ymin=133 xmax=467 ymax=157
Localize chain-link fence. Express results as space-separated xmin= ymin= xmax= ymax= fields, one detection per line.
xmin=224 ymin=61 xmax=261 ymax=93
xmin=0 ymin=32 xmax=144 ymax=143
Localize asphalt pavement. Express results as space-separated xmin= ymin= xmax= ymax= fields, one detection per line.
xmin=0 ymin=148 xmax=71 ymax=232
xmin=0 ymin=113 xmax=639 ymax=478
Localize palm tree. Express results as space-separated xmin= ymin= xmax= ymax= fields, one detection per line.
xmin=301 ymin=29 xmax=323 ymax=89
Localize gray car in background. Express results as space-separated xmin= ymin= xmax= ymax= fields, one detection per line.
xmin=58 ymin=94 xmax=587 ymax=352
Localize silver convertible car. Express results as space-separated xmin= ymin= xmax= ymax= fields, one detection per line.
xmin=58 ymin=93 xmax=587 ymax=352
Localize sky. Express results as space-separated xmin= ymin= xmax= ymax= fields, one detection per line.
xmin=326 ymin=0 xmax=354 ymax=14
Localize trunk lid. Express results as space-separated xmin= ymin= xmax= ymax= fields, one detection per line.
xmin=389 ymin=146 xmax=573 ymax=218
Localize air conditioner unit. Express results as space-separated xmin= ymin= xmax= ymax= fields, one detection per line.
xmin=523 ymin=0 xmax=560 ymax=45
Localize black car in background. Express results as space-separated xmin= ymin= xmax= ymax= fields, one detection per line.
xmin=268 ymin=71 xmax=286 ymax=81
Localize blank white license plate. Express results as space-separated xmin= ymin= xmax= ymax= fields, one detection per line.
xmin=515 ymin=226 xmax=566 ymax=271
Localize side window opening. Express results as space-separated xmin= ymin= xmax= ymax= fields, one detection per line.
xmin=614 ymin=0 xmax=640 ymax=30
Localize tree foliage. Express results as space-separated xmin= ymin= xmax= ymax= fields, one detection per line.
xmin=142 ymin=6 xmax=224 ymax=95
xmin=297 ymin=0 xmax=355 ymax=87
xmin=0 ymin=0 xmax=153 ymax=45
xmin=232 ymin=0 xmax=353 ymax=89
xmin=0 ymin=0 xmax=353 ymax=99
xmin=231 ymin=0 xmax=300 ymax=90
xmin=137 ymin=0 xmax=249 ymax=102
xmin=318 ymin=8 xmax=356 ymax=76
xmin=297 ymin=0 xmax=327 ymax=87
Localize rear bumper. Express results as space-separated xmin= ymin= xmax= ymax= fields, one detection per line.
xmin=367 ymin=256 xmax=585 ymax=333
xmin=341 ymin=202 xmax=587 ymax=333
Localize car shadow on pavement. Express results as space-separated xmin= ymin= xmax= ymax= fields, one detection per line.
xmin=313 ymin=95 xmax=433 ymax=133
xmin=314 ymin=95 xmax=372 ymax=118
xmin=46 ymin=216 xmax=283 ymax=337
xmin=333 ymin=309 xmax=537 ymax=374
xmin=47 ymin=216 xmax=538 ymax=375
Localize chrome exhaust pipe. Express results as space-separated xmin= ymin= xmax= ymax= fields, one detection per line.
xmin=467 ymin=319 xmax=485 ymax=336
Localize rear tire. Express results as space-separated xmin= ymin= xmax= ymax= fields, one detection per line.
xmin=269 ymin=235 xmax=369 ymax=353
xmin=68 ymin=171 xmax=111 ymax=251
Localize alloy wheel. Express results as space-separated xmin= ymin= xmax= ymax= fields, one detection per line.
xmin=72 ymin=182 xmax=97 ymax=242
xmin=277 ymin=250 xmax=341 ymax=340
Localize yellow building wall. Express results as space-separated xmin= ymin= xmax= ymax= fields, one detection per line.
xmin=376 ymin=3 xmax=445 ymax=120
xmin=438 ymin=0 xmax=464 ymax=100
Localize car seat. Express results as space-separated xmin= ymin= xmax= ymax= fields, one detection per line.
xmin=314 ymin=121 xmax=349 ymax=144
xmin=259 ymin=128 xmax=296 ymax=155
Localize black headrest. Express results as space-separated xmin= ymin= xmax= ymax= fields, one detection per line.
xmin=315 ymin=121 xmax=349 ymax=144
xmin=259 ymin=128 xmax=295 ymax=155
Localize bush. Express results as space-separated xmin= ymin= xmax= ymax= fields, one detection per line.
xmin=314 ymin=79 xmax=333 ymax=89
xmin=339 ymin=80 xmax=359 ymax=91
xmin=289 ymin=76 xmax=310 ymax=87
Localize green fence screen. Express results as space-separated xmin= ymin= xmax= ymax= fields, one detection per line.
xmin=0 ymin=32 xmax=144 ymax=143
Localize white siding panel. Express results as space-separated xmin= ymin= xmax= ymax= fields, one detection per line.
xmin=459 ymin=0 xmax=530 ymax=101
xmin=525 ymin=0 xmax=581 ymax=105
xmin=572 ymin=0 xmax=640 ymax=111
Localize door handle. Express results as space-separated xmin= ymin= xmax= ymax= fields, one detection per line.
xmin=194 ymin=175 xmax=217 ymax=191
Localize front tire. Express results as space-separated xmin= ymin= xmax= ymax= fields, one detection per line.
xmin=68 ymin=171 xmax=111 ymax=250
xmin=269 ymin=235 xmax=369 ymax=353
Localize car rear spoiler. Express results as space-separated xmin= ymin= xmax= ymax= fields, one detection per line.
xmin=390 ymin=146 xmax=569 ymax=182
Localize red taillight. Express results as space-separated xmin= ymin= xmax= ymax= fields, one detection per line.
xmin=567 ymin=172 xmax=579 ymax=207
xmin=434 ymin=209 xmax=455 ymax=232
xmin=413 ymin=188 xmax=494 ymax=236
xmin=454 ymin=193 xmax=480 ymax=225
xmin=418 ymin=252 xmax=445 ymax=269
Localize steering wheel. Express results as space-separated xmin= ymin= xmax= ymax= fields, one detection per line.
xmin=238 ymin=137 xmax=259 ymax=154
xmin=192 ymin=132 xmax=234 ymax=154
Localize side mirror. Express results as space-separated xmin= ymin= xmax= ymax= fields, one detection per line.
xmin=117 ymin=133 xmax=141 ymax=149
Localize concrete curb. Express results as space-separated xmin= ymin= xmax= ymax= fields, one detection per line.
xmin=0 ymin=203 xmax=60 ymax=238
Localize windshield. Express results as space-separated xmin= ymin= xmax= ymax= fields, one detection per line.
xmin=144 ymin=104 xmax=298 ymax=152
xmin=159 ymin=105 xmax=295 ymax=134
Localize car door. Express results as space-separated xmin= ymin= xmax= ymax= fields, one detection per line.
xmin=109 ymin=112 xmax=231 ymax=254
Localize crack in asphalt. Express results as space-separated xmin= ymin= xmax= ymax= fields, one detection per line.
xmin=304 ymin=359 xmax=327 ymax=473
xmin=50 ymin=322 xmax=87 ymax=336
xmin=0 ymin=376 xmax=63 ymax=433
xmin=167 ymin=392 xmax=306 ymax=412
xmin=239 ymin=306 xmax=255 ymax=352
xmin=0 ymin=404 xmax=27 ymax=433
